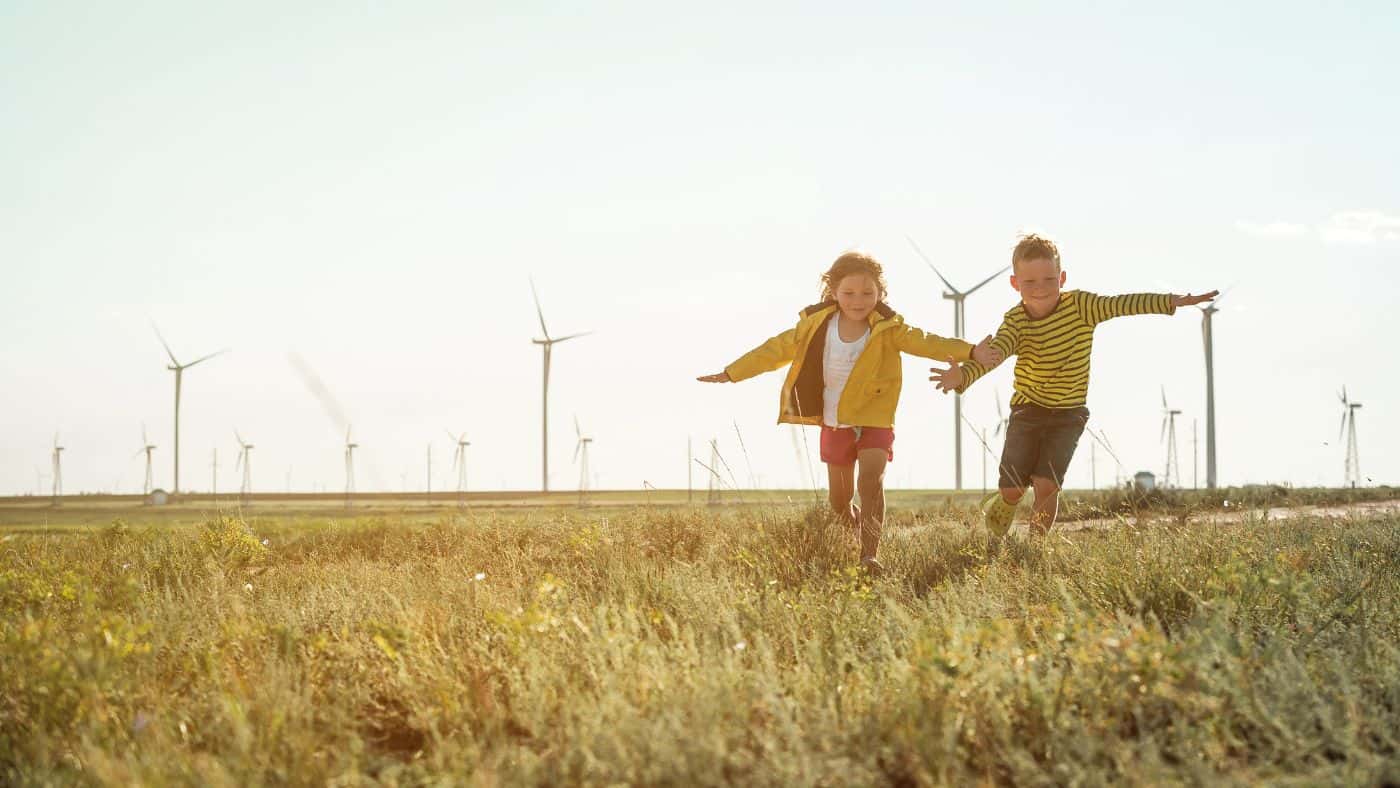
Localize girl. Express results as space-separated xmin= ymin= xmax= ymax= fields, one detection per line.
xmin=698 ymin=251 xmax=1000 ymax=573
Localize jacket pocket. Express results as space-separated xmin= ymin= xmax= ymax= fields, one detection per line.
xmin=863 ymin=378 xmax=898 ymax=397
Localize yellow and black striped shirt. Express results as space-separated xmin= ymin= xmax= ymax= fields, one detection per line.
xmin=958 ymin=290 xmax=1176 ymax=408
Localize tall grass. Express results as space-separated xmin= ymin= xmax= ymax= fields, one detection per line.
xmin=2 ymin=505 xmax=1397 ymax=785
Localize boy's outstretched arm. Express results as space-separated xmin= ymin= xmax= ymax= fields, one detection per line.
xmin=1173 ymin=291 xmax=1219 ymax=308
xmin=1075 ymin=290 xmax=1218 ymax=324
xmin=931 ymin=322 xmax=1016 ymax=395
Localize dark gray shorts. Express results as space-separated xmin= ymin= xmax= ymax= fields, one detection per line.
xmin=998 ymin=403 xmax=1089 ymax=490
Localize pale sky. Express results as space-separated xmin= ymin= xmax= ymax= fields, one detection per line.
xmin=3 ymin=1 xmax=1397 ymax=496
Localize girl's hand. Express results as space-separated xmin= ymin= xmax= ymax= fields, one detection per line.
xmin=971 ymin=335 xmax=1004 ymax=368
xmin=929 ymin=357 xmax=964 ymax=393
xmin=1172 ymin=290 xmax=1219 ymax=308
xmin=697 ymin=372 xmax=732 ymax=383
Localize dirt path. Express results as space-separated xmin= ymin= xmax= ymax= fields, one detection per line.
xmin=1053 ymin=498 xmax=1400 ymax=534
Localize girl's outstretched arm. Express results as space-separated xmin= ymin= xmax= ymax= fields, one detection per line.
xmin=720 ymin=327 xmax=800 ymax=383
xmin=892 ymin=324 xmax=974 ymax=362
xmin=696 ymin=372 xmax=732 ymax=383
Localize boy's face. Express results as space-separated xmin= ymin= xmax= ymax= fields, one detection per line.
xmin=835 ymin=273 xmax=881 ymax=322
xmin=1010 ymin=257 xmax=1066 ymax=315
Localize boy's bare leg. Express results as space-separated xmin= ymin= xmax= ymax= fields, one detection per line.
xmin=826 ymin=463 xmax=858 ymax=541
xmin=1028 ymin=476 xmax=1060 ymax=535
xmin=855 ymin=448 xmax=888 ymax=562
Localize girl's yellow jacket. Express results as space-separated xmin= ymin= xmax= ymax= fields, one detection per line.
xmin=724 ymin=302 xmax=974 ymax=428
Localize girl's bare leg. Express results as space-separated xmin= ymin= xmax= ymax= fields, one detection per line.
xmin=855 ymin=448 xmax=888 ymax=561
xmin=826 ymin=462 xmax=857 ymax=543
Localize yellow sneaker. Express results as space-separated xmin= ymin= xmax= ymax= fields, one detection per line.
xmin=982 ymin=492 xmax=1018 ymax=538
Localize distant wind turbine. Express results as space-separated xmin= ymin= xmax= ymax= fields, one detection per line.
xmin=907 ymin=236 xmax=1009 ymax=491
xmin=448 ymin=431 xmax=470 ymax=507
xmin=530 ymin=278 xmax=591 ymax=493
xmin=153 ymin=324 xmax=227 ymax=496
xmin=235 ymin=431 xmax=254 ymax=502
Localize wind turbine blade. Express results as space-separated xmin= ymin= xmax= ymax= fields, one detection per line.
xmin=574 ymin=415 xmax=581 ymax=439
xmin=1339 ymin=387 xmax=1348 ymax=405
xmin=183 ymin=348 xmax=229 ymax=369
xmin=235 ymin=430 xmax=244 ymax=446
xmin=528 ymin=277 xmax=551 ymax=339
xmin=551 ymin=330 xmax=593 ymax=344
xmin=142 ymin=423 xmax=148 ymax=445
xmin=151 ymin=322 xmax=180 ymax=365
xmin=1339 ymin=413 xmax=1347 ymax=442
xmin=905 ymin=235 xmax=959 ymax=294
xmin=965 ymin=265 xmax=1011 ymax=296
xmin=288 ymin=353 xmax=352 ymax=433
xmin=573 ymin=440 xmax=581 ymax=463
xmin=1161 ymin=385 xmax=1167 ymax=410
xmin=446 ymin=430 xmax=459 ymax=444
xmin=1160 ymin=417 xmax=1167 ymax=443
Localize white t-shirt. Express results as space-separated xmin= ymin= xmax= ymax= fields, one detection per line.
xmin=822 ymin=317 xmax=870 ymax=428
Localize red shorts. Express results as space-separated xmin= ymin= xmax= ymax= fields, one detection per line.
xmin=819 ymin=426 xmax=895 ymax=466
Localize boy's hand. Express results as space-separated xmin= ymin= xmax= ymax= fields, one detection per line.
xmin=697 ymin=372 xmax=732 ymax=383
xmin=1172 ymin=290 xmax=1219 ymax=308
xmin=971 ymin=335 xmax=1004 ymax=368
xmin=928 ymin=357 xmax=964 ymax=394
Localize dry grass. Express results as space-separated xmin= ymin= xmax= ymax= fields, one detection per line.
xmin=2 ymin=503 xmax=1398 ymax=785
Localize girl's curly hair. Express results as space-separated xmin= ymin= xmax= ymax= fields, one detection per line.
xmin=819 ymin=251 xmax=887 ymax=302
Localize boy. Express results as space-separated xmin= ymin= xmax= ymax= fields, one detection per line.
xmin=930 ymin=234 xmax=1216 ymax=536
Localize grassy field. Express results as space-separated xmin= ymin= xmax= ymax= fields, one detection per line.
xmin=3 ymin=498 xmax=1398 ymax=785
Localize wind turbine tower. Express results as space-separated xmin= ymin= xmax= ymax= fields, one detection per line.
xmin=235 ymin=431 xmax=254 ymax=502
xmin=1200 ymin=297 xmax=1223 ymax=488
xmin=51 ymin=434 xmax=64 ymax=506
xmin=448 ymin=431 xmax=470 ymax=507
xmin=1160 ymin=387 xmax=1182 ymax=488
xmin=907 ymin=237 xmax=1009 ymax=490
xmin=1339 ymin=388 xmax=1363 ymax=488
xmin=154 ymin=325 xmax=227 ymax=496
xmin=344 ymin=427 xmax=358 ymax=508
xmin=529 ymin=279 xmax=592 ymax=493
xmin=137 ymin=425 xmax=156 ymax=495
xmin=573 ymin=416 xmax=593 ymax=507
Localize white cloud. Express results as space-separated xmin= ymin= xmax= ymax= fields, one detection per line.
xmin=1234 ymin=220 xmax=1309 ymax=238
xmin=1318 ymin=211 xmax=1400 ymax=245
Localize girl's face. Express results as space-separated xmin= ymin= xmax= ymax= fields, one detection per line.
xmin=835 ymin=273 xmax=881 ymax=321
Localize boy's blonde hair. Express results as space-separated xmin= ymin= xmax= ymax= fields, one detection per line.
xmin=1012 ymin=234 xmax=1061 ymax=272
xmin=820 ymin=251 xmax=887 ymax=302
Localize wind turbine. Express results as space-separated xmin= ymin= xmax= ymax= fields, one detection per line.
xmin=1339 ymin=388 xmax=1363 ymax=488
xmin=154 ymin=325 xmax=227 ymax=496
xmin=136 ymin=425 xmax=156 ymax=495
xmin=1199 ymin=291 xmax=1229 ymax=489
xmin=51 ymin=434 xmax=64 ymax=506
xmin=529 ymin=278 xmax=591 ymax=493
xmin=234 ymin=431 xmax=254 ymax=502
xmin=448 ymin=431 xmax=470 ymax=507
xmin=344 ymin=426 xmax=358 ymax=508
xmin=907 ymin=236 xmax=1010 ymax=490
xmin=1160 ymin=387 xmax=1181 ymax=488
xmin=993 ymin=389 xmax=1011 ymax=439
xmin=573 ymin=416 xmax=593 ymax=506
